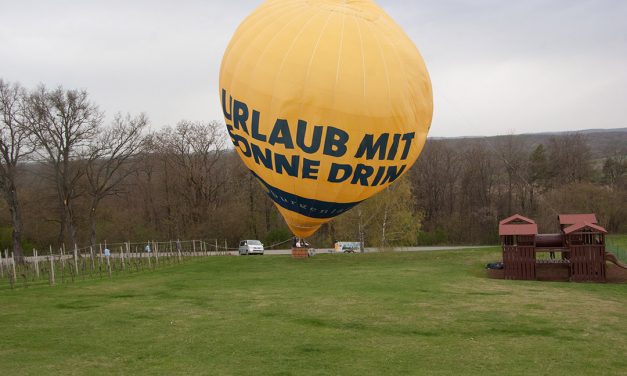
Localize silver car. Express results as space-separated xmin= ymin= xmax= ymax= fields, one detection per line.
xmin=238 ymin=240 xmax=264 ymax=255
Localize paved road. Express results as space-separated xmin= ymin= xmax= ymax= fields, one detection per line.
xmin=253 ymin=245 xmax=494 ymax=256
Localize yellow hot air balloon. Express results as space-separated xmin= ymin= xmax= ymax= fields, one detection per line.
xmin=219 ymin=0 xmax=433 ymax=238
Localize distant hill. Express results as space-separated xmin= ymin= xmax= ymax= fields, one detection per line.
xmin=429 ymin=127 xmax=627 ymax=159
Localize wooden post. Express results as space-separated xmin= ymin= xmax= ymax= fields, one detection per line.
xmin=126 ymin=242 xmax=131 ymax=265
xmin=106 ymin=253 xmax=112 ymax=278
xmin=153 ymin=241 xmax=159 ymax=265
xmin=82 ymin=250 xmax=87 ymax=280
xmin=0 ymin=249 xmax=4 ymax=279
xmin=90 ymin=246 xmax=95 ymax=276
xmin=34 ymin=249 xmax=40 ymax=279
xmin=224 ymin=239 xmax=228 ymax=255
xmin=136 ymin=246 xmax=141 ymax=271
xmin=215 ymin=239 xmax=218 ymax=255
xmin=120 ymin=246 xmax=125 ymax=271
xmin=11 ymin=252 xmax=17 ymax=286
xmin=98 ymin=243 xmax=103 ymax=277
xmin=73 ymin=244 xmax=79 ymax=276
xmin=48 ymin=245 xmax=53 ymax=278
xmin=147 ymin=246 xmax=152 ymax=269
xmin=61 ymin=244 xmax=66 ymax=271
xmin=49 ymin=251 xmax=55 ymax=285
xmin=59 ymin=247 xmax=65 ymax=283
xmin=127 ymin=242 xmax=132 ymax=270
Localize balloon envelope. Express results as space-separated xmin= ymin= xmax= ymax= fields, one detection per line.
xmin=220 ymin=0 xmax=433 ymax=237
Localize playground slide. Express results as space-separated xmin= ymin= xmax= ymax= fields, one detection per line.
xmin=605 ymin=252 xmax=627 ymax=269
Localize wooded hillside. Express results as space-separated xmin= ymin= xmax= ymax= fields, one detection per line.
xmin=1 ymin=81 xmax=625 ymax=254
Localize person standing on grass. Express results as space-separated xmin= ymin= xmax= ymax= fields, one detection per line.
xmin=145 ymin=243 xmax=151 ymax=253
xmin=104 ymin=247 xmax=110 ymax=258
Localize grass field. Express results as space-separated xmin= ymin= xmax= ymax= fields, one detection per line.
xmin=1 ymin=248 xmax=626 ymax=375
xmin=607 ymin=234 xmax=627 ymax=262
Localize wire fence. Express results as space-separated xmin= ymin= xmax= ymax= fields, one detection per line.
xmin=0 ymin=238 xmax=292 ymax=291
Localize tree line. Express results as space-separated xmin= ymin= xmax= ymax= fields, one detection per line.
xmin=410 ymin=133 xmax=626 ymax=244
xmin=1 ymin=80 xmax=626 ymax=260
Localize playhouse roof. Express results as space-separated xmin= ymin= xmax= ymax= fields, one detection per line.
xmin=499 ymin=214 xmax=538 ymax=236
xmin=558 ymin=213 xmax=597 ymax=225
xmin=499 ymin=214 xmax=536 ymax=226
xmin=499 ymin=223 xmax=538 ymax=236
xmin=563 ymin=222 xmax=607 ymax=235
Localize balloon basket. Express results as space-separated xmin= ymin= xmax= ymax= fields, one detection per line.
xmin=291 ymin=247 xmax=310 ymax=259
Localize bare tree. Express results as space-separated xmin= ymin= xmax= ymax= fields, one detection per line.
xmin=459 ymin=143 xmax=497 ymax=243
xmin=603 ymin=154 xmax=626 ymax=189
xmin=155 ymin=120 xmax=227 ymax=237
xmin=85 ymin=113 xmax=148 ymax=247
xmin=411 ymin=140 xmax=460 ymax=225
xmin=0 ymin=80 xmax=33 ymax=261
xmin=25 ymin=85 xmax=103 ymax=247
xmin=133 ymin=134 xmax=161 ymax=234
xmin=547 ymin=133 xmax=593 ymax=185
xmin=494 ymin=134 xmax=526 ymax=216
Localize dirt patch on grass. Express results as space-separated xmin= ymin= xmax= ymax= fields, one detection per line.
xmin=606 ymin=264 xmax=627 ymax=283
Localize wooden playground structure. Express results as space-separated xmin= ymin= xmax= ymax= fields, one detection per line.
xmin=498 ymin=213 xmax=626 ymax=282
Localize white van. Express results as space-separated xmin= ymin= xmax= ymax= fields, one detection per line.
xmin=238 ymin=240 xmax=264 ymax=255
xmin=334 ymin=241 xmax=361 ymax=253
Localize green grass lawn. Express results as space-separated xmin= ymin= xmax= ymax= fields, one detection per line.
xmin=607 ymin=234 xmax=627 ymax=262
xmin=1 ymin=248 xmax=626 ymax=375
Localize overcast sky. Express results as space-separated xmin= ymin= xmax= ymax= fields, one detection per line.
xmin=1 ymin=0 xmax=626 ymax=137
